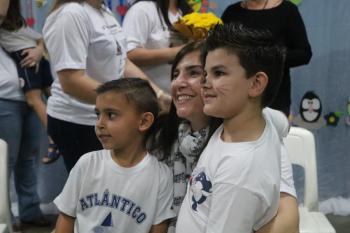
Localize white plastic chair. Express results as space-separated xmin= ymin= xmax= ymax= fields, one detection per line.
xmin=0 ymin=139 xmax=12 ymax=233
xmin=283 ymin=127 xmax=336 ymax=233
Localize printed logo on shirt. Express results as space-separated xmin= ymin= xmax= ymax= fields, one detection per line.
xmin=103 ymin=23 xmax=121 ymax=35
xmin=189 ymin=167 xmax=212 ymax=211
xmin=79 ymin=189 xmax=147 ymax=224
xmin=93 ymin=212 xmax=114 ymax=233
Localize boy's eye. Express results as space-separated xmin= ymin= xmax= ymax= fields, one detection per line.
xmin=108 ymin=112 xmax=117 ymax=119
xmin=214 ymin=70 xmax=225 ymax=77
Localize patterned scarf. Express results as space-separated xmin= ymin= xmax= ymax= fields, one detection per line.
xmin=166 ymin=121 xmax=209 ymax=232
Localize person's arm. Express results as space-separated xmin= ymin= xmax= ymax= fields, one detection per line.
xmin=285 ymin=3 xmax=312 ymax=68
xmin=256 ymin=193 xmax=299 ymax=233
xmin=124 ymin=58 xmax=172 ymax=112
xmin=57 ymin=69 xmax=100 ymax=104
xmin=55 ymin=213 xmax=75 ymax=233
xmin=149 ymin=220 xmax=169 ymax=233
xmin=128 ymin=46 xmax=184 ymax=67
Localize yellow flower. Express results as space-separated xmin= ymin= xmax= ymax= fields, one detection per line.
xmin=173 ymin=12 xmax=223 ymax=40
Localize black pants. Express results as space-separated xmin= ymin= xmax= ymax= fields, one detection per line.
xmin=48 ymin=115 xmax=102 ymax=172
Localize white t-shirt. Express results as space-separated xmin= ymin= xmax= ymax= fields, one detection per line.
xmin=0 ymin=27 xmax=41 ymax=52
xmin=43 ymin=2 xmax=127 ymax=125
xmin=123 ymin=1 xmax=181 ymax=93
xmin=0 ymin=47 xmax=24 ymax=101
xmin=176 ymin=109 xmax=288 ymax=233
xmin=54 ymin=150 xmax=175 ymax=233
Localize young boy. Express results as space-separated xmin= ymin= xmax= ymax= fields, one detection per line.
xmin=54 ymin=78 xmax=175 ymax=233
xmin=176 ymin=24 xmax=288 ymax=233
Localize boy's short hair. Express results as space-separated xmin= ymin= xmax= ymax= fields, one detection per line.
xmin=202 ymin=23 xmax=286 ymax=107
xmin=96 ymin=78 xmax=159 ymax=118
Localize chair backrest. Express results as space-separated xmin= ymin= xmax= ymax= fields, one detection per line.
xmin=0 ymin=139 xmax=12 ymax=233
xmin=283 ymin=127 xmax=319 ymax=211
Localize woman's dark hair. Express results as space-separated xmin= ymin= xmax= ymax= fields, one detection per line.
xmin=149 ymin=42 xmax=222 ymax=160
xmin=1 ymin=0 xmax=26 ymax=31
xmin=96 ymin=78 xmax=159 ymax=146
xmin=134 ymin=0 xmax=193 ymax=29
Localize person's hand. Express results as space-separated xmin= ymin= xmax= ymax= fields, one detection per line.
xmin=157 ymin=91 xmax=172 ymax=114
xmin=20 ymin=45 xmax=44 ymax=68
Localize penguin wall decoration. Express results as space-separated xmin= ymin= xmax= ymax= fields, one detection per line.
xmin=293 ymin=91 xmax=326 ymax=129
xmin=300 ymin=91 xmax=322 ymax=123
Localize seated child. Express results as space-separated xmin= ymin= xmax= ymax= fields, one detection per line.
xmin=0 ymin=0 xmax=58 ymax=164
xmin=54 ymin=78 xmax=175 ymax=233
xmin=176 ymin=23 xmax=288 ymax=233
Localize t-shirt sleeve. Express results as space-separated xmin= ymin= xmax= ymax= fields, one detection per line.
xmin=122 ymin=3 xmax=151 ymax=52
xmin=44 ymin=10 xmax=89 ymax=72
xmin=54 ymin=158 xmax=85 ymax=217
xmin=263 ymin=107 xmax=290 ymax=138
xmin=280 ymin=143 xmax=297 ymax=197
xmin=205 ymin=183 xmax=274 ymax=233
xmin=153 ymin=163 xmax=176 ymax=225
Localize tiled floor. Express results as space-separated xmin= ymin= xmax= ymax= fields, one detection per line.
xmin=19 ymin=214 xmax=350 ymax=233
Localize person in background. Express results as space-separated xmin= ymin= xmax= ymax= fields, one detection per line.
xmin=222 ymin=0 xmax=312 ymax=116
xmin=150 ymin=41 xmax=298 ymax=233
xmin=0 ymin=0 xmax=60 ymax=164
xmin=43 ymin=0 xmax=168 ymax=172
xmin=54 ymin=78 xmax=174 ymax=233
xmin=123 ymin=0 xmax=193 ymax=93
xmin=0 ymin=0 xmax=49 ymax=232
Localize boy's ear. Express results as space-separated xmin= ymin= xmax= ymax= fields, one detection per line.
xmin=248 ymin=71 xmax=268 ymax=98
xmin=138 ymin=112 xmax=155 ymax=133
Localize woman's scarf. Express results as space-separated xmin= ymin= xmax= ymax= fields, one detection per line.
xmin=166 ymin=121 xmax=209 ymax=230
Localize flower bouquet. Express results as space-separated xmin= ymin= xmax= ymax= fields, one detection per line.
xmin=173 ymin=12 xmax=223 ymax=41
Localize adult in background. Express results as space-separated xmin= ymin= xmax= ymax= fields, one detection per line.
xmin=123 ymin=0 xmax=193 ymax=93
xmin=43 ymin=0 xmax=168 ymax=172
xmin=222 ymin=0 xmax=312 ymax=116
xmin=0 ymin=0 xmax=49 ymax=232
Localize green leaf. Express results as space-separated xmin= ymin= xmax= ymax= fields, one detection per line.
xmin=290 ymin=0 xmax=303 ymax=6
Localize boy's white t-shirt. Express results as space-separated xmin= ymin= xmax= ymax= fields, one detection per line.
xmin=54 ymin=150 xmax=175 ymax=233
xmin=123 ymin=1 xmax=181 ymax=93
xmin=0 ymin=47 xmax=24 ymax=101
xmin=176 ymin=108 xmax=288 ymax=233
xmin=0 ymin=27 xmax=41 ymax=52
xmin=43 ymin=2 xmax=127 ymax=125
